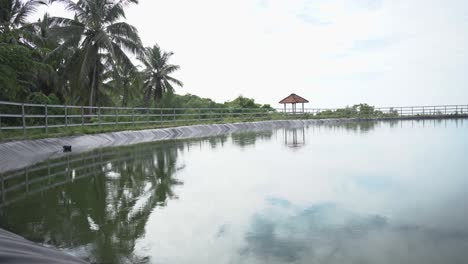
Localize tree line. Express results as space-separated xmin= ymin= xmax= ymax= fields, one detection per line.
xmin=0 ymin=0 xmax=272 ymax=110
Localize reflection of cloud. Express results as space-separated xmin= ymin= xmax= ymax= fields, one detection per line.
xmin=239 ymin=200 xmax=468 ymax=264
xmin=296 ymin=13 xmax=330 ymax=25
xmin=351 ymin=37 xmax=397 ymax=52
xmin=353 ymin=0 xmax=383 ymax=11
xmin=353 ymin=175 xmax=397 ymax=191
xmin=243 ymin=217 xmax=307 ymax=262
xmin=216 ymin=224 xmax=228 ymax=238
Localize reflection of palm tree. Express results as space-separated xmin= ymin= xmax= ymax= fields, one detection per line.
xmin=0 ymin=140 xmax=185 ymax=264
xmin=0 ymin=135 xmax=232 ymax=263
xmin=85 ymin=145 xmax=183 ymax=263
xmin=208 ymin=135 xmax=228 ymax=149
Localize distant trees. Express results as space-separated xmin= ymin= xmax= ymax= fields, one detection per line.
xmin=224 ymin=95 xmax=273 ymax=109
xmin=157 ymin=94 xmax=273 ymax=110
xmin=315 ymin=103 xmax=398 ymax=118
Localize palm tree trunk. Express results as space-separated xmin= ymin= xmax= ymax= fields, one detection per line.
xmin=144 ymin=86 xmax=151 ymax=107
xmin=88 ymin=65 xmax=97 ymax=115
xmin=122 ymin=81 xmax=128 ymax=107
xmin=154 ymin=80 xmax=162 ymax=106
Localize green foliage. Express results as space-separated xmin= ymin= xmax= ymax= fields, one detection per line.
xmin=0 ymin=0 xmax=47 ymax=43
xmin=139 ymin=44 xmax=183 ymax=106
xmin=50 ymin=0 xmax=143 ymax=107
xmin=159 ymin=93 xmax=223 ymax=109
xmin=27 ymin=92 xmax=60 ymax=105
xmin=225 ymin=96 xmax=257 ymax=108
xmin=224 ymin=96 xmax=272 ymax=109
xmin=0 ymin=43 xmax=36 ymax=100
xmin=315 ymin=103 xmax=399 ymax=118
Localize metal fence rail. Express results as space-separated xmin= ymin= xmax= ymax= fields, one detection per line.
xmin=0 ymin=143 xmax=161 ymax=207
xmin=1 ymin=100 xmax=467 ymax=135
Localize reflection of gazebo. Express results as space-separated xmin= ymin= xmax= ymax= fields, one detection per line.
xmin=279 ymin=93 xmax=309 ymax=114
xmin=284 ymin=127 xmax=306 ymax=148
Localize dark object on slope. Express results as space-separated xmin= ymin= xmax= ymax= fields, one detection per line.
xmin=0 ymin=228 xmax=88 ymax=264
xmin=63 ymin=145 xmax=72 ymax=152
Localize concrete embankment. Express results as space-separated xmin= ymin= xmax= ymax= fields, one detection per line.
xmin=0 ymin=119 xmax=354 ymax=173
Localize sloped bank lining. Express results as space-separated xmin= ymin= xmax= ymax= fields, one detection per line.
xmin=0 ymin=119 xmax=355 ymax=173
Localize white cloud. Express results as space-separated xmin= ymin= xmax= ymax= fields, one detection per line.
xmin=35 ymin=0 xmax=468 ymax=107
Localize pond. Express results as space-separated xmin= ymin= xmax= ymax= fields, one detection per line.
xmin=1 ymin=119 xmax=468 ymax=264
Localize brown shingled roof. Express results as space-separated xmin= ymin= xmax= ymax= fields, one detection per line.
xmin=279 ymin=93 xmax=309 ymax=104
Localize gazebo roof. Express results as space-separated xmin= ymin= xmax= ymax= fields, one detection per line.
xmin=279 ymin=93 xmax=309 ymax=104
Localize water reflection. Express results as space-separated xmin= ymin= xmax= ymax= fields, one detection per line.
xmin=0 ymin=119 xmax=467 ymax=264
xmin=231 ymin=131 xmax=273 ymax=148
xmin=0 ymin=139 xmax=208 ymax=263
xmin=283 ymin=128 xmax=306 ymax=148
xmin=241 ymin=199 xmax=468 ymax=264
xmin=321 ymin=120 xmax=382 ymax=133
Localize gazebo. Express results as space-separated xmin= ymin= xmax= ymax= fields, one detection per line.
xmin=279 ymin=93 xmax=309 ymax=114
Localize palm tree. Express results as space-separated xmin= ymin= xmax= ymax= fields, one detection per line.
xmin=21 ymin=13 xmax=67 ymax=98
xmin=50 ymin=0 xmax=142 ymax=108
xmin=0 ymin=0 xmax=46 ymax=44
xmin=103 ymin=62 xmax=142 ymax=107
xmin=139 ymin=44 xmax=183 ymax=106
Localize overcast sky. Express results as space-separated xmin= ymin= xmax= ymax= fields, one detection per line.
xmin=36 ymin=0 xmax=468 ymax=108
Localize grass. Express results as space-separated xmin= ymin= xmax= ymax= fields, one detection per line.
xmin=0 ymin=113 xmax=310 ymax=142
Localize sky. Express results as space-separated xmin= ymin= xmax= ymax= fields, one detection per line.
xmin=35 ymin=0 xmax=468 ymax=108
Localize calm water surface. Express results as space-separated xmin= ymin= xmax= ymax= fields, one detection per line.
xmin=1 ymin=119 xmax=468 ymax=264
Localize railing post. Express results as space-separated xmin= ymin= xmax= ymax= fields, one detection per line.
xmin=173 ymin=109 xmax=176 ymax=121
xmin=160 ymin=108 xmax=163 ymax=122
xmin=199 ymin=109 xmax=201 ymax=121
xmin=1 ymin=172 xmax=4 ymax=203
xmin=445 ymin=106 xmax=447 ymax=115
xmin=98 ymin=106 xmax=101 ymax=128
xmin=115 ymin=107 xmax=118 ymax=126
xmin=132 ymin=107 xmax=135 ymax=125
xmin=47 ymin=160 xmax=51 ymax=184
xmin=25 ymin=168 xmax=29 ymax=193
xmin=21 ymin=103 xmax=26 ymax=135
xmin=45 ymin=104 xmax=48 ymax=134
xmin=81 ymin=106 xmax=84 ymax=128
xmin=422 ymin=106 xmax=425 ymax=116
xmin=64 ymin=105 xmax=68 ymax=128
